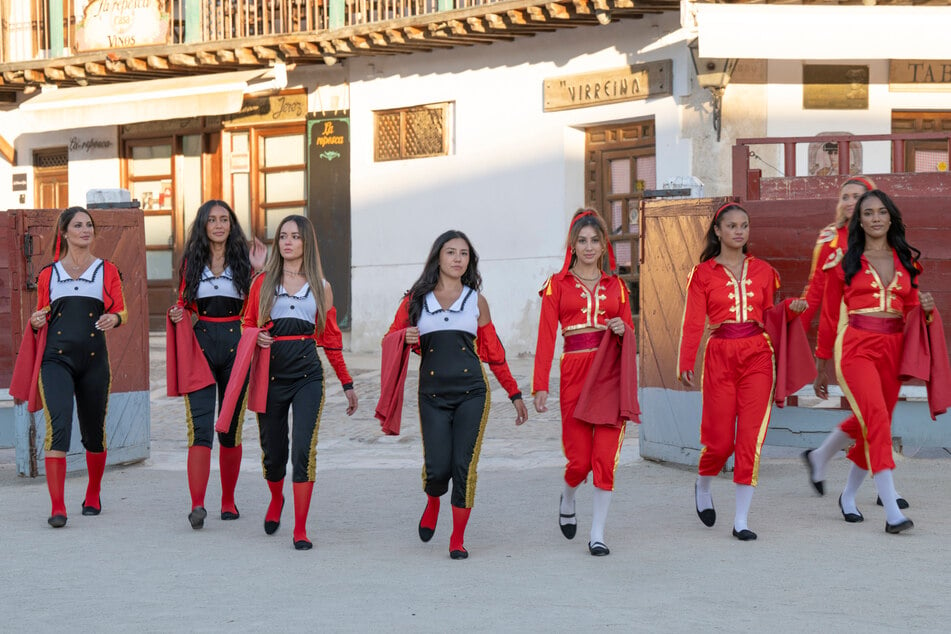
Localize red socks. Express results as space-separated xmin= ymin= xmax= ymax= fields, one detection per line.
xmin=265 ymin=479 xmax=284 ymax=524
xmin=83 ymin=450 xmax=107 ymax=511
xmin=45 ymin=456 xmax=67 ymax=520
xmin=219 ymin=445 xmax=242 ymax=516
xmin=450 ymin=505 xmax=471 ymax=554
xmin=421 ymin=494 xmax=440 ymax=532
xmin=293 ymin=481 xmax=315 ymax=546
xmin=186 ymin=446 xmax=211 ymax=510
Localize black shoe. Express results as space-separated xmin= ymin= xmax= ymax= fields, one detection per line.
xmin=695 ymin=481 xmax=716 ymax=527
xmin=294 ymin=539 xmax=313 ymax=550
xmin=732 ymin=528 xmax=757 ymax=541
xmin=838 ymin=494 xmax=864 ymax=523
xmin=885 ymin=518 xmax=914 ymax=534
xmin=802 ymin=450 xmax=825 ymax=496
xmin=221 ymin=507 xmax=240 ymax=521
xmin=876 ymin=495 xmax=910 ymax=510
xmin=588 ymin=541 xmax=610 ymax=556
xmin=81 ymin=498 xmax=101 ymax=516
xmin=450 ymin=548 xmax=469 ymax=560
xmin=264 ymin=497 xmax=285 ymax=535
xmin=559 ymin=494 xmax=577 ymax=539
xmin=48 ymin=514 xmax=67 ymax=528
xmin=418 ymin=520 xmax=435 ymax=543
xmin=188 ymin=506 xmax=207 ymax=530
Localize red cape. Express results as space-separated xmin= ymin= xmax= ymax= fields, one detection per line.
xmin=573 ymin=325 xmax=640 ymax=426
xmin=165 ymin=311 xmax=215 ymax=397
xmin=215 ymin=326 xmax=269 ymax=433
xmin=764 ymin=300 xmax=817 ymax=407
xmin=9 ymin=326 xmax=48 ymax=413
xmin=899 ymin=306 xmax=951 ymax=420
xmin=374 ymin=328 xmax=411 ymax=436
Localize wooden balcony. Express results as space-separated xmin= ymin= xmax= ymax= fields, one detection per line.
xmin=0 ymin=0 xmax=679 ymax=97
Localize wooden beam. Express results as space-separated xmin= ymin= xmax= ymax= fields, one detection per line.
xmin=253 ymin=46 xmax=278 ymax=60
xmin=612 ymin=0 xmax=635 ymax=7
xmin=319 ymin=41 xmax=337 ymax=56
xmin=485 ymin=13 xmax=507 ymax=29
xmin=350 ymin=35 xmax=371 ymax=50
xmin=386 ymin=29 xmax=406 ymax=45
xmin=593 ymin=0 xmax=611 ymax=10
xmin=572 ymin=0 xmax=593 ymax=15
xmin=64 ymin=65 xmax=86 ymax=80
xmin=445 ymin=20 xmax=469 ymax=36
xmin=547 ymin=3 xmax=572 ymax=19
xmin=507 ymin=9 xmax=528 ymax=25
xmin=216 ymin=49 xmax=237 ymax=63
xmin=2 ymin=71 xmax=24 ymax=83
xmin=369 ymin=32 xmax=388 ymax=47
xmin=146 ymin=55 xmax=169 ymax=70
xmin=234 ymin=48 xmax=259 ymax=64
xmin=84 ymin=62 xmax=107 ymax=76
xmin=104 ymin=57 xmax=127 ymax=73
xmin=299 ymin=41 xmax=322 ymax=56
xmin=278 ymin=44 xmax=299 ymax=58
xmin=527 ymin=6 xmax=547 ymax=21
xmin=169 ymin=52 xmax=198 ymax=66
xmin=467 ymin=16 xmax=487 ymax=33
xmin=125 ymin=57 xmax=148 ymax=71
xmin=332 ymin=39 xmax=353 ymax=54
xmin=44 ymin=67 xmax=66 ymax=81
xmin=24 ymin=69 xmax=47 ymax=83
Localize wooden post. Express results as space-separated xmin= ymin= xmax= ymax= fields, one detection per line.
xmin=838 ymin=140 xmax=850 ymax=175
xmin=732 ymin=143 xmax=748 ymax=200
xmin=438 ymin=0 xmax=455 ymax=10
xmin=892 ymin=140 xmax=905 ymax=172
xmin=186 ymin=0 xmax=203 ymax=43
xmin=783 ymin=141 xmax=796 ymax=178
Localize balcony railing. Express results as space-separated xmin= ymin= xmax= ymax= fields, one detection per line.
xmin=0 ymin=0 xmax=503 ymax=63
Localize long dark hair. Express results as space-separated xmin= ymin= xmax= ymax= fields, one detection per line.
xmin=52 ymin=206 xmax=95 ymax=260
xmin=699 ymin=203 xmax=749 ymax=262
xmin=406 ymin=230 xmax=482 ymax=326
xmin=179 ymin=200 xmax=252 ymax=304
xmin=843 ymin=190 xmax=920 ymax=288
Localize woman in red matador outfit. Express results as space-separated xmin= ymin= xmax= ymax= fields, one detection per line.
xmin=166 ymin=200 xmax=266 ymax=530
xmin=385 ymin=230 xmax=528 ymax=560
xmin=678 ymin=203 xmax=807 ymax=541
xmin=799 ymin=177 xmax=909 ymax=510
xmin=814 ymin=190 xmax=934 ymax=534
xmin=217 ymin=214 xmax=358 ymax=550
xmin=533 ymin=209 xmax=638 ymax=557
xmin=10 ymin=207 xmax=128 ymax=528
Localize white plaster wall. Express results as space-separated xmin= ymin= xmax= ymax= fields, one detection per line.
xmin=347 ymin=15 xmax=693 ymax=352
xmin=765 ymin=60 xmax=951 ymax=177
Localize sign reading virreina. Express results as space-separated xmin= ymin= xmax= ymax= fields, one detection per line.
xmin=75 ymin=0 xmax=170 ymax=52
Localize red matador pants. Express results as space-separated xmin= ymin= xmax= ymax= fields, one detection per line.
xmin=559 ymin=348 xmax=625 ymax=491
xmin=835 ymin=320 xmax=903 ymax=473
xmin=698 ymin=332 xmax=775 ymax=486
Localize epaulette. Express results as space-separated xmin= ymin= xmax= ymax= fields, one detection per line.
xmin=821 ymin=248 xmax=844 ymax=271
xmin=538 ymin=274 xmax=554 ymax=297
xmin=816 ymin=223 xmax=838 ymax=245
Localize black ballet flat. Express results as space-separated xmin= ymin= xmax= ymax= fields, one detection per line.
xmin=294 ymin=539 xmax=313 ymax=550
xmin=48 ymin=514 xmax=67 ymax=528
xmin=82 ymin=498 xmax=102 ymax=516
xmin=838 ymin=495 xmax=864 ymax=523
xmin=559 ymin=494 xmax=577 ymax=540
xmin=732 ymin=528 xmax=757 ymax=541
xmin=188 ymin=506 xmax=207 ymax=530
xmin=418 ymin=507 xmax=435 ymax=542
xmin=221 ymin=507 xmax=240 ymax=521
xmin=876 ymin=495 xmax=910 ymax=510
xmin=802 ymin=450 xmax=825 ymax=496
xmin=885 ymin=518 xmax=914 ymax=534
xmin=695 ymin=482 xmax=716 ymax=528
xmin=264 ymin=497 xmax=285 ymax=535
xmin=450 ymin=548 xmax=469 ymax=560
xmin=588 ymin=541 xmax=610 ymax=556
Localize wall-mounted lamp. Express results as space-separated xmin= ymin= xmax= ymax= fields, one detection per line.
xmin=688 ymin=39 xmax=738 ymax=142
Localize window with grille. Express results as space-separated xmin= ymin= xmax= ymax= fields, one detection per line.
xmin=374 ymin=102 xmax=451 ymax=161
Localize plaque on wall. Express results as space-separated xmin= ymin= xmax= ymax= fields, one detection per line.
xmin=889 ymin=60 xmax=951 ymax=92
xmin=803 ymin=65 xmax=868 ymax=110
xmin=75 ymin=0 xmax=170 ymax=52
xmin=543 ymin=60 xmax=672 ymax=112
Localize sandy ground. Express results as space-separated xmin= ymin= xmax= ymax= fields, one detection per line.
xmin=1 ymin=335 xmax=950 ymax=631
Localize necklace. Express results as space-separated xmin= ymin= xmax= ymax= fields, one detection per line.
xmin=283 ymin=269 xmax=305 ymax=277
xmin=571 ymin=268 xmax=601 ymax=282
xmin=63 ymin=256 xmax=93 ymax=273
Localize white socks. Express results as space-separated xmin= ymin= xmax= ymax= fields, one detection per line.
xmin=560 ymin=483 xmax=578 ymax=528
xmin=873 ymin=469 xmax=908 ymax=525
xmin=734 ymin=484 xmax=754 ymax=532
xmin=810 ymin=427 xmax=852 ymax=482
xmin=590 ymin=487 xmax=612 ymax=545
xmin=696 ymin=475 xmax=714 ymax=511
xmin=839 ymin=463 xmax=867 ymax=515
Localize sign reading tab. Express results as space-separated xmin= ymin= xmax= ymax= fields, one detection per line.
xmin=544 ymin=60 xmax=672 ymax=112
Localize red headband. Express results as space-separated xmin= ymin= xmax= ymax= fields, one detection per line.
xmin=844 ymin=176 xmax=875 ymax=192
xmin=54 ymin=232 xmax=62 ymax=262
xmin=556 ymin=210 xmax=617 ymax=280
xmin=713 ymin=202 xmax=743 ymax=222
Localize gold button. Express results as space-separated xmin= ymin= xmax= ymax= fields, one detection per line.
xmin=56 ymin=331 xmax=61 ymax=335
xmin=229 ymin=328 xmax=234 ymax=333
xmin=229 ymin=348 xmax=234 ymax=353
xmin=430 ymin=370 xmax=434 ymax=376
xmin=463 ymin=368 xmax=468 ymax=373
xmin=429 ymin=348 xmax=434 ymax=352
xmin=88 ymin=312 xmax=94 ymax=317
xmin=304 ymin=374 xmax=308 ymax=378
xmin=58 ymin=349 xmax=63 ymax=354
xmin=271 ymin=377 xmax=275 ymax=381
xmin=90 ymin=333 xmax=95 ymax=337
xmin=90 ymin=352 xmax=95 ymax=356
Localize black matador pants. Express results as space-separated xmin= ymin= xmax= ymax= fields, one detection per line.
xmin=257 ymin=375 xmax=324 ymax=483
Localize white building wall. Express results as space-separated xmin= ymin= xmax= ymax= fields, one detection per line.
xmin=347 ymin=15 xmax=692 ymax=353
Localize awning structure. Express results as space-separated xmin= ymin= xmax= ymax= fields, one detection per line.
xmin=16 ymin=65 xmax=286 ymax=134
xmin=695 ymin=4 xmax=951 ymax=61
